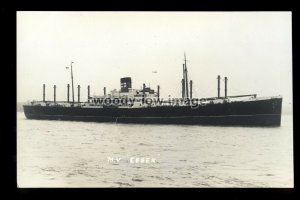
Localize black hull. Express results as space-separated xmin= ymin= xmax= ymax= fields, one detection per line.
xmin=23 ymin=98 xmax=282 ymax=127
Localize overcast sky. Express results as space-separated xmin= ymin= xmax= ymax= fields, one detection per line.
xmin=17 ymin=11 xmax=292 ymax=108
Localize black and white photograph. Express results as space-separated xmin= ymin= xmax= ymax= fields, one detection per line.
xmin=17 ymin=11 xmax=293 ymax=187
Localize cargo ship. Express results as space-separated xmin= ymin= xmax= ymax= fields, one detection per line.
xmin=23 ymin=54 xmax=282 ymax=126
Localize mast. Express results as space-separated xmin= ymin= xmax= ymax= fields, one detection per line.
xmin=77 ymin=85 xmax=80 ymax=103
xmin=182 ymin=78 xmax=185 ymax=99
xmin=190 ymin=80 xmax=193 ymax=99
xmin=67 ymin=84 xmax=70 ymax=102
xmin=71 ymin=61 xmax=75 ymax=103
xmin=182 ymin=64 xmax=185 ymax=98
xmin=224 ymin=77 xmax=228 ymax=98
xmin=43 ymin=84 xmax=45 ymax=102
xmin=53 ymin=85 xmax=56 ymax=103
xmin=217 ymin=75 xmax=221 ymax=98
xmin=184 ymin=53 xmax=189 ymax=98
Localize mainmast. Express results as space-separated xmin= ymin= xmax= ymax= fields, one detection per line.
xmin=181 ymin=53 xmax=193 ymax=99
xmin=182 ymin=64 xmax=185 ymax=98
xmin=184 ymin=53 xmax=189 ymax=98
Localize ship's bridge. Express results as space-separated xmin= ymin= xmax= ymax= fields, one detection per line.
xmin=90 ymin=77 xmax=159 ymax=106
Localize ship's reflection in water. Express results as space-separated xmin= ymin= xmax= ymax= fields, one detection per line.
xmin=17 ymin=112 xmax=293 ymax=187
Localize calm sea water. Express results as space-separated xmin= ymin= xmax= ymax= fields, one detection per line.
xmin=17 ymin=112 xmax=293 ymax=187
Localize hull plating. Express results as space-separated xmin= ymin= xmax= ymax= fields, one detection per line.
xmin=23 ymin=98 xmax=282 ymax=127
